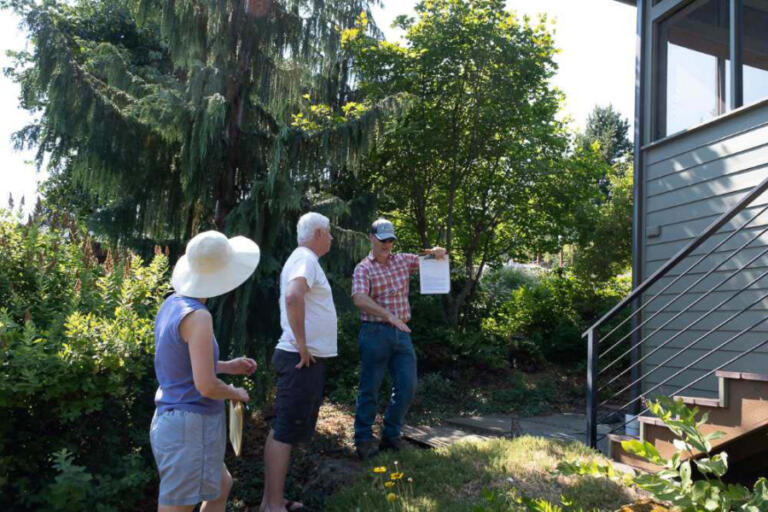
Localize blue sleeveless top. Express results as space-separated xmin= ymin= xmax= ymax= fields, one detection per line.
xmin=153 ymin=293 xmax=223 ymax=415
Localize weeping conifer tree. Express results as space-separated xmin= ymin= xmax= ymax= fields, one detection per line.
xmin=4 ymin=0 xmax=391 ymax=377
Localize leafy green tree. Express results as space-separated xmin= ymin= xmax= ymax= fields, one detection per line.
xmin=340 ymin=0 xmax=602 ymax=323
xmin=572 ymin=164 xmax=634 ymax=281
xmin=571 ymin=105 xmax=634 ymax=282
xmin=3 ymin=0 xmax=384 ymax=358
xmin=576 ymin=104 xmax=633 ymax=167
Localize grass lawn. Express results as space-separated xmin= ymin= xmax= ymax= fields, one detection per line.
xmin=325 ymin=435 xmax=641 ymax=511
xmin=225 ymin=366 xmax=638 ymax=510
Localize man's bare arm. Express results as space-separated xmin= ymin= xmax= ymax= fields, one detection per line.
xmin=285 ymin=277 xmax=316 ymax=368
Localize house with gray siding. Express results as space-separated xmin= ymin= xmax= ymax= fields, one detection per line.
xmin=585 ymin=0 xmax=768 ymax=473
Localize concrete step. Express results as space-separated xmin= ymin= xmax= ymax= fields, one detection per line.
xmin=445 ymin=414 xmax=515 ymax=436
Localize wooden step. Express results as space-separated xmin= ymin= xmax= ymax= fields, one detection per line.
xmin=638 ymin=373 xmax=768 ymax=462
xmin=672 ymin=395 xmax=724 ymax=408
xmin=608 ymin=371 xmax=768 ymax=471
xmin=716 ymin=370 xmax=768 ymax=382
xmin=401 ymin=424 xmax=491 ymax=449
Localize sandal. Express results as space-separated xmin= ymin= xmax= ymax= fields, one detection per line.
xmin=285 ymin=500 xmax=310 ymax=511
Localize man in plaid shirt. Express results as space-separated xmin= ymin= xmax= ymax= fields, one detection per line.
xmin=351 ymin=218 xmax=446 ymax=459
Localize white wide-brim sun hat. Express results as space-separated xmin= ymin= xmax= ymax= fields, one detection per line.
xmin=171 ymin=230 xmax=261 ymax=299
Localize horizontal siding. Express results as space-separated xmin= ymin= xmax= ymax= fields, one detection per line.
xmin=641 ymin=328 xmax=768 ymax=351
xmin=640 ymin=103 xmax=768 ymax=396
xmin=644 ymin=310 xmax=768 ymax=333
xmin=646 ymin=228 xmax=768 ymax=264
xmin=644 ymin=203 xmax=768 ymax=243
xmin=647 ymin=140 xmax=768 ymax=194
xmin=645 ymin=268 xmax=768 ymax=295
xmin=640 ymin=365 xmax=717 ymax=399
xmin=647 ymin=166 xmax=768 ymax=213
xmin=646 ymin=122 xmax=768 ymax=179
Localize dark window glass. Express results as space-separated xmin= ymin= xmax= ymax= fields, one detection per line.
xmin=743 ymin=0 xmax=768 ymax=105
xmin=655 ymin=0 xmax=730 ymax=139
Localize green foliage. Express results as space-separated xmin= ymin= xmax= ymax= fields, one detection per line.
xmin=572 ymin=165 xmax=634 ymax=282
xmin=482 ymin=268 xmax=630 ymax=363
xmin=569 ymin=105 xmax=634 ymax=282
xmin=338 ymin=0 xmax=604 ymax=324
xmin=471 ymin=492 xmax=596 ymax=512
xmin=324 ymin=309 xmax=362 ymax=404
xmin=5 ymin=0 xmax=392 ymax=373
xmin=576 ymin=104 xmax=633 ymax=167
xmin=482 ymin=266 xmax=543 ymax=303
xmin=486 ymin=375 xmax=556 ymax=416
xmin=0 ymin=211 xmax=167 ymax=509
xmin=557 ymin=396 xmax=768 ymax=512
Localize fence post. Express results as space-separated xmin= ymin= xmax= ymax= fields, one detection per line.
xmin=586 ymin=328 xmax=599 ymax=449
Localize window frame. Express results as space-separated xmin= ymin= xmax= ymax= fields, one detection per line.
xmin=650 ymin=0 xmax=751 ymax=141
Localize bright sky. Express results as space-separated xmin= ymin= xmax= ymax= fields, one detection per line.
xmin=0 ymin=0 xmax=637 ymax=215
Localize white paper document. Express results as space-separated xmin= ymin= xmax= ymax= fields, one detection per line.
xmin=419 ymin=256 xmax=450 ymax=294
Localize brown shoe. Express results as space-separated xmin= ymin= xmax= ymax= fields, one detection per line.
xmin=356 ymin=440 xmax=380 ymax=460
xmin=380 ymin=437 xmax=402 ymax=452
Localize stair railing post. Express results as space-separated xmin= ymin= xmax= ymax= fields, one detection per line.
xmin=586 ymin=327 xmax=599 ymax=449
xmin=629 ymin=294 xmax=643 ymax=416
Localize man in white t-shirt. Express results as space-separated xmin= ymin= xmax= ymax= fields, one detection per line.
xmin=260 ymin=212 xmax=337 ymax=512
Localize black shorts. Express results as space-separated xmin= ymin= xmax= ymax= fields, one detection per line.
xmin=271 ymin=349 xmax=327 ymax=445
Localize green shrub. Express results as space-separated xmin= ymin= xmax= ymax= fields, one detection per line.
xmin=483 ymin=269 xmax=630 ymax=364
xmin=481 ymin=265 xmax=543 ymax=307
xmin=0 ymin=211 xmax=168 ymax=509
xmin=325 ymin=309 xmax=362 ymax=404
xmin=408 ymin=289 xmax=510 ymax=376
xmin=414 ymin=372 xmax=457 ymax=408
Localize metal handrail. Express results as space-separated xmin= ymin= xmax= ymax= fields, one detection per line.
xmin=584 ymin=175 xmax=768 ymax=338
xmin=598 ymin=246 xmax=768 ymax=391
xmin=585 ymin=173 xmax=768 ymax=448
xmin=598 ymin=208 xmax=768 ymax=360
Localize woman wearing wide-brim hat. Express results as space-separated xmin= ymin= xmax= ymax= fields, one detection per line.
xmin=150 ymin=230 xmax=260 ymax=512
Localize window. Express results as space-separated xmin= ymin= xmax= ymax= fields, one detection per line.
xmin=742 ymin=1 xmax=768 ymax=105
xmin=655 ymin=0 xmax=730 ymax=138
xmin=653 ymin=0 xmax=768 ymax=140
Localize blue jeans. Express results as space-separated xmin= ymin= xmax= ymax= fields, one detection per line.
xmin=354 ymin=322 xmax=417 ymax=444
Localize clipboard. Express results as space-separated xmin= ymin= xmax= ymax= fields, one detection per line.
xmin=229 ymin=400 xmax=244 ymax=456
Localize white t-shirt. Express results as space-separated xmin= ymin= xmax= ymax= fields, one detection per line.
xmin=276 ymin=246 xmax=338 ymax=357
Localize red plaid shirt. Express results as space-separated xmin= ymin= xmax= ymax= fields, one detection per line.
xmin=351 ymin=252 xmax=420 ymax=322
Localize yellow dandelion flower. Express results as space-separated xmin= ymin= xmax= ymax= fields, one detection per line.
xmin=384 ymin=481 xmax=395 ymax=488
xmin=386 ymin=493 xmax=397 ymax=502
xmin=373 ymin=466 xmax=387 ymax=473
xmin=390 ymin=472 xmax=404 ymax=480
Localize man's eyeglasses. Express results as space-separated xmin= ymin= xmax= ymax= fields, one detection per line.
xmin=380 ymin=238 xmax=396 ymax=244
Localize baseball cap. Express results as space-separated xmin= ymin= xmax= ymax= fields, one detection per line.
xmin=370 ymin=218 xmax=397 ymax=240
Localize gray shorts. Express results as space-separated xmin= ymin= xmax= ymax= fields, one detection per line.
xmin=149 ymin=409 xmax=226 ymax=506
xmin=272 ymin=349 xmax=327 ymax=445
